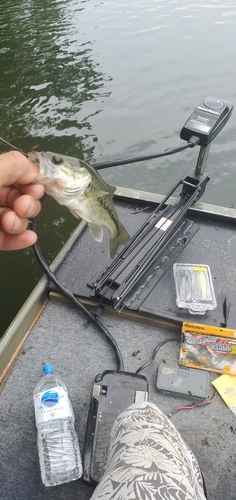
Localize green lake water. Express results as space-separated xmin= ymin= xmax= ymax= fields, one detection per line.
xmin=0 ymin=0 xmax=236 ymax=338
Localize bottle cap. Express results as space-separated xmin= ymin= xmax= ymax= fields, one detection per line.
xmin=43 ymin=363 xmax=54 ymax=375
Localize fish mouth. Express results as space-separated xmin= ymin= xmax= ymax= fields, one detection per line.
xmin=29 ymin=151 xmax=54 ymax=180
xmin=29 ymin=151 xmax=41 ymax=171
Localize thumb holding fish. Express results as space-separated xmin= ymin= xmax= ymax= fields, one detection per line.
xmin=0 ymin=151 xmax=45 ymax=250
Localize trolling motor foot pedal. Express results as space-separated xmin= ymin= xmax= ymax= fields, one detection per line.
xmin=83 ymin=370 xmax=148 ymax=485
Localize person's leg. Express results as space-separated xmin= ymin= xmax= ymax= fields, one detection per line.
xmin=90 ymin=401 xmax=207 ymax=500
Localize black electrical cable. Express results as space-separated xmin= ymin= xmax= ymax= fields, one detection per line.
xmin=93 ymin=137 xmax=200 ymax=170
xmin=31 ymin=216 xmax=124 ymax=372
xmin=135 ymin=337 xmax=179 ymax=374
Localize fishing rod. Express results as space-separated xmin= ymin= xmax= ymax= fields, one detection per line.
xmin=0 ymin=136 xmax=26 ymax=155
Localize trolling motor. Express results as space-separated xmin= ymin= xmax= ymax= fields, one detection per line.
xmin=176 ymin=96 xmax=233 ymax=202
xmin=89 ymin=97 xmax=233 ymax=313
xmin=180 ymin=96 xmax=233 ymax=174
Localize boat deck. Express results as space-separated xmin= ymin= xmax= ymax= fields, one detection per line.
xmin=1 ymin=190 xmax=236 ymax=500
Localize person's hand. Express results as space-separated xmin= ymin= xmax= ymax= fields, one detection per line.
xmin=0 ymin=151 xmax=45 ymax=250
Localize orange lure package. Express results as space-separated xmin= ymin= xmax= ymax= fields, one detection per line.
xmin=179 ymin=322 xmax=236 ymax=374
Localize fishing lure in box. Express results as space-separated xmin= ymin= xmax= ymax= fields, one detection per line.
xmin=173 ymin=263 xmax=217 ymax=315
xmin=179 ymin=322 xmax=236 ymax=374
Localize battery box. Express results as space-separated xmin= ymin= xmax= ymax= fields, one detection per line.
xmin=156 ymin=363 xmax=209 ymax=400
xmin=83 ymin=370 xmax=148 ymax=485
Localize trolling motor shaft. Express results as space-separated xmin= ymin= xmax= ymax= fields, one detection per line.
xmin=195 ymin=144 xmax=211 ymax=176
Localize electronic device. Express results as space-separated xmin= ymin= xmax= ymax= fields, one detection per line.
xmin=180 ymin=97 xmax=233 ymax=146
xmin=83 ymin=370 xmax=148 ymax=485
xmin=156 ymin=363 xmax=209 ymax=400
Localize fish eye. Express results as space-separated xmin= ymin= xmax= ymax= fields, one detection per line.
xmin=51 ymin=155 xmax=63 ymax=165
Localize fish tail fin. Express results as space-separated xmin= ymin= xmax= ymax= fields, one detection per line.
xmin=110 ymin=224 xmax=130 ymax=259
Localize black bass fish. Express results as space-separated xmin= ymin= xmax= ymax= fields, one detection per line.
xmin=29 ymin=151 xmax=130 ymax=258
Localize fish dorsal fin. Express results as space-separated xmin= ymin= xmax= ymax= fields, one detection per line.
xmin=88 ymin=223 xmax=103 ymax=242
xmin=107 ymin=185 xmax=116 ymax=196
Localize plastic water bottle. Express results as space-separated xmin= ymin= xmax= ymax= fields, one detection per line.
xmin=33 ymin=363 xmax=83 ymax=486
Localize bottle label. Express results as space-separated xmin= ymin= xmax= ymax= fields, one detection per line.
xmin=33 ymin=386 xmax=73 ymax=425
